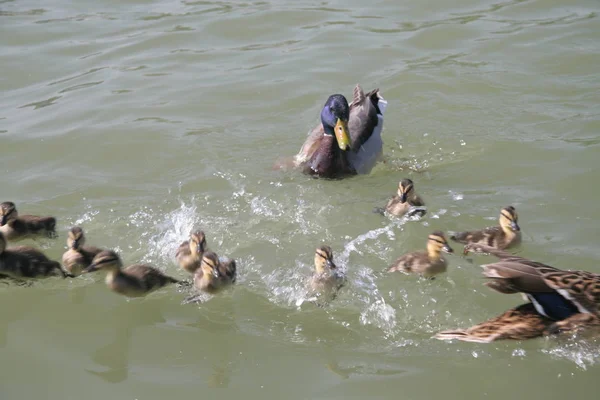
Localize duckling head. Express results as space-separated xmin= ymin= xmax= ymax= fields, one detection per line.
xmin=0 ymin=202 xmax=17 ymax=226
xmin=67 ymin=227 xmax=86 ymax=250
xmin=427 ymin=231 xmax=454 ymax=257
xmin=499 ymin=206 xmax=520 ymax=232
xmin=314 ymin=245 xmax=336 ymax=275
xmin=200 ymin=251 xmax=221 ymax=280
xmin=189 ymin=230 xmax=207 ymax=257
xmin=321 ymin=94 xmax=350 ymax=151
xmin=0 ymin=232 xmax=6 ymax=253
xmin=83 ymin=250 xmax=123 ymax=274
xmin=398 ymin=178 xmax=414 ymax=203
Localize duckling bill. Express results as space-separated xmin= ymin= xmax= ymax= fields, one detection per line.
xmin=294 ymin=85 xmax=387 ymax=179
xmin=0 ymin=201 xmax=56 ymax=240
xmin=83 ymin=250 xmax=180 ymax=297
xmin=388 ymin=231 xmax=453 ymax=278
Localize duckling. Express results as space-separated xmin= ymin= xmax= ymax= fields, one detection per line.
xmin=175 ymin=230 xmax=207 ymax=274
xmin=384 ymin=178 xmax=426 ymax=217
xmin=82 ymin=250 xmax=180 ymax=297
xmin=62 ymin=227 xmax=104 ymax=276
xmin=387 ymin=231 xmax=454 ymax=278
xmin=193 ymin=251 xmax=236 ymax=294
xmin=0 ymin=201 xmax=57 ymax=240
xmin=435 ymin=243 xmax=600 ymax=342
xmin=0 ymin=232 xmax=65 ymax=279
xmin=309 ymin=245 xmax=346 ymax=299
xmin=451 ymin=206 xmax=521 ymax=250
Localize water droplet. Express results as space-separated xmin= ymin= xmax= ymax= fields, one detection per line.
xmin=460 ymin=140 xmax=466 ymax=146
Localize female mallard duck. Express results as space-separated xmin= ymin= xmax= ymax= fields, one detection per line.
xmin=62 ymin=227 xmax=104 ymax=276
xmin=294 ymin=84 xmax=387 ymax=179
xmin=0 ymin=232 xmax=65 ymax=279
xmin=175 ymin=230 xmax=207 ymax=274
xmin=83 ymin=250 xmax=180 ymax=297
xmin=384 ymin=178 xmax=426 ymax=217
xmin=193 ymin=251 xmax=236 ymax=294
xmin=0 ymin=201 xmax=56 ymax=240
xmin=309 ymin=245 xmax=346 ymax=300
xmin=387 ymin=231 xmax=454 ymax=278
xmin=450 ymin=206 xmax=521 ymax=250
xmin=435 ymin=243 xmax=600 ymax=342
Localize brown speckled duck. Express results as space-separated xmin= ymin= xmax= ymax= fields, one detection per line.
xmin=0 ymin=201 xmax=56 ymax=241
xmin=309 ymin=245 xmax=346 ymax=299
xmin=435 ymin=243 xmax=600 ymax=342
xmin=293 ymin=84 xmax=387 ymax=179
xmin=83 ymin=250 xmax=180 ymax=297
xmin=193 ymin=251 xmax=236 ymax=294
xmin=384 ymin=178 xmax=426 ymax=217
xmin=451 ymin=206 xmax=521 ymax=250
xmin=387 ymin=231 xmax=454 ymax=278
xmin=62 ymin=227 xmax=104 ymax=276
xmin=175 ymin=230 xmax=207 ymax=274
xmin=0 ymin=232 xmax=65 ymax=279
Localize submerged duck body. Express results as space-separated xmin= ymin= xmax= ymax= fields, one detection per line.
xmin=435 ymin=244 xmax=600 ymax=342
xmin=451 ymin=206 xmax=521 ymax=250
xmin=294 ymin=85 xmax=387 ymax=179
xmin=83 ymin=250 xmax=180 ymax=297
xmin=388 ymin=231 xmax=454 ymax=278
xmin=62 ymin=227 xmax=104 ymax=276
xmin=0 ymin=232 xmax=65 ymax=279
xmin=0 ymin=201 xmax=56 ymax=241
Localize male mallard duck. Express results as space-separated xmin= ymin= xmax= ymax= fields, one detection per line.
xmin=294 ymin=84 xmax=387 ymax=179
xmin=450 ymin=206 xmax=521 ymax=250
xmin=83 ymin=250 xmax=180 ymax=297
xmin=387 ymin=231 xmax=454 ymax=278
xmin=0 ymin=201 xmax=56 ymax=240
xmin=193 ymin=251 xmax=236 ymax=294
xmin=309 ymin=245 xmax=346 ymax=299
xmin=384 ymin=178 xmax=426 ymax=217
xmin=0 ymin=232 xmax=65 ymax=279
xmin=434 ymin=243 xmax=600 ymax=342
xmin=62 ymin=227 xmax=104 ymax=276
xmin=175 ymin=230 xmax=207 ymax=274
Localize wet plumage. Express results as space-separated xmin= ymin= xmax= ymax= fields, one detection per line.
xmin=294 ymin=85 xmax=387 ymax=179
xmin=83 ymin=250 xmax=180 ymax=297
xmin=451 ymin=206 xmax=521 ymax=250
xmin=0 ymin=201 xmax=56 ymax=241
xmin=62 ymin=227 xmax=104 ymax=276
xmin=387 ymin=231 xmax=454 ymax=278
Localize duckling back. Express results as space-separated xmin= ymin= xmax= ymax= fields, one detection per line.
xmin=110 ymin=264 xmax=180 ymax=297
xmin=0 ymin=246 xmax=64 ymax=279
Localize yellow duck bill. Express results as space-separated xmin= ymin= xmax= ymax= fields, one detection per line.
xmin=334 ymin=118 xmax=350 ymax=150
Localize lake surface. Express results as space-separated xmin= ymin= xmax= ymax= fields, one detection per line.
xmin=1 ymin=0 xmax=600 ymax=398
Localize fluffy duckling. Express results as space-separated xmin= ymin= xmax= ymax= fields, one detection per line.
xmin=451 ymin=206 xmax=521 ymax=250
xmin=434 ymin=243 xmax=600 ymax=342
xmin=384 ymin=178 xmax=426 ymax=217
xmin=62 ymin=227 xmax=104 ymax=276
xmin=83 ymin=250 xmax=180 ymax=297
xmin=387 ymin=231 xmax=454 ymax=278
xmin=0 ymin=201 xmax=56 ymax=240
xmin=308 ymin=245 xmax=346 ymax=301
xmin=175 ymin=230 xmax=207 ymax=274
xmin=193 ymin=251 xmax=236 ymax=294
xmin=0 ymin=232 xmax=65 ymax=279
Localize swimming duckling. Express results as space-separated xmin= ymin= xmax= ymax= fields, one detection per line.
xmin=193 ymin=251 xmax=236 ymax=294
xmin=451 ymin=206 xmax=521 ymax=250
xmin=293 ymin=85 xmax=387 ymax=178
xmin=0 ymin=201 xmax=56 ymax=241
xmin=62 ymin=227 xmax=104 ymax=276
xmin=434 ymin=243 xmax=600 ymax=342
xmin=0 ymin=232 xmax=65 ymax=279
xmin=384 ymin=178 xmax=426 ymax=217
xmin=83 ymin=250 xmax=180 ymax=297
xmin=309 ymin=245 xmax=346 ymax=299
xmin=175 ymin=230 xmax=207 ymax=274
xmin=387 ymin=231 xmax=454 ymax=278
